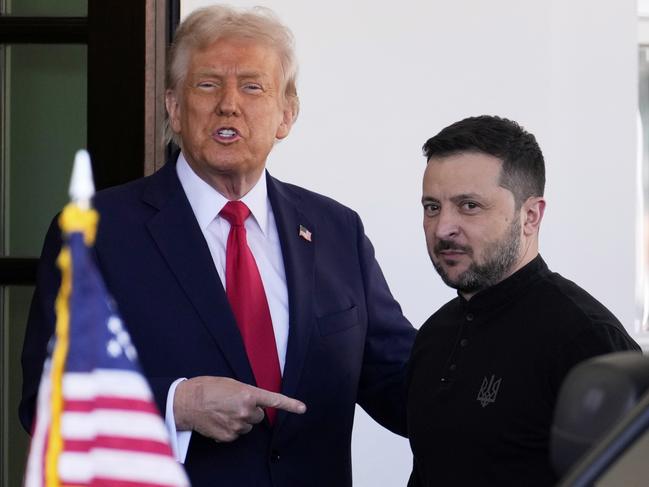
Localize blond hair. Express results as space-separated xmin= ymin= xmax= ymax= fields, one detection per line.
xmin=164 ymin=5 xmax=300 ymax=146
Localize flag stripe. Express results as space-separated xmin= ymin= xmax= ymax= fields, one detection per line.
xmin=61 ymin=410 xmax=170 ymax=442
xmin=63 ymin=436 xmax=173 ymax=455
xmin=59 ymin=450 xmax=188 ymax=485
xmin=64 ymin=397 xmax=159 ymax=414
xmin=63 ymin=370 xmax=153 ymax=401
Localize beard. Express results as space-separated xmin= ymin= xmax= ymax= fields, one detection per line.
xmin=431 ymin=218 xmax=521 ymax=295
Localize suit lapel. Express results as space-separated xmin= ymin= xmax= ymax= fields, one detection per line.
xmin=142 ymin=163 xmax=255 ymax=385
xmin=141 ymin=165 xmax=315 ymax=430
xmin=267 ymin=173 xmax=315 ymax=430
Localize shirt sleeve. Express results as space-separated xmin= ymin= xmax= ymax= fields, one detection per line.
xmin=551 ymin=323 xmax=642 ymax=393
xmin=165 ymin=377 xmax=192 ymax=463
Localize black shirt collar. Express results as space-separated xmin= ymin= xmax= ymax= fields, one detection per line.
xmin=459 ymin=255 xmax=548 ymax=312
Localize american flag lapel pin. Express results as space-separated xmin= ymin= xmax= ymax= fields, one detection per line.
xmin=299 ymin=224 xmax=312 ymax=242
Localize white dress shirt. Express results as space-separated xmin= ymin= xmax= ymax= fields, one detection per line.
xmin=165 ymin=153 xmax=289 ymax=461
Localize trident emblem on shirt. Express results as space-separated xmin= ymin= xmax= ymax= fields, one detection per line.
xmin=477 ymin=374 xmax=502 ymax=407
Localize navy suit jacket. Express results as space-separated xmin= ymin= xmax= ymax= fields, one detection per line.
xmin=20 ymin=159 xmax=416 ymax=486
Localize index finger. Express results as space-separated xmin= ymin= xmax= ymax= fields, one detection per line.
xmin=253 ymin=388 xmax=307 ymax=414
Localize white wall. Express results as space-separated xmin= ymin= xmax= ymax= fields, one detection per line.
xmin=641 ymin=0 xmax=649 ymax=16
xmin=180 ymin=1 xmax=639 ymax=485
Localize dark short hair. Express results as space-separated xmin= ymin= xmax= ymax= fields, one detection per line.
xmin=422 ymin=115 xmax=545 ymax=206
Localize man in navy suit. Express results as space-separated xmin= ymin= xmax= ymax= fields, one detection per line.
xmin=20 ymin=5 xmax=416 ymax=486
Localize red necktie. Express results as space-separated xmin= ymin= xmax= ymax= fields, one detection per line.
xmin=220 ymin=201 xmax=282 ymax=424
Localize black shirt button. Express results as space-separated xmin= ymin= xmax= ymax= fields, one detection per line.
xmin=440 ymin=377 xmax=448 ymax=383
xmin=449 ymin=364 xmax=457 ymax=371
xmin=460 ymin=338 xmax=469 ymax=347
xmin=466 ymin=313 xmax=474 ymax=322
xmin=270 ymin=450 xmax=280 ymax=463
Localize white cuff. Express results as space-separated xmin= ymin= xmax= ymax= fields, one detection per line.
xmin=165 ymin=378 xmax=192 ymax=463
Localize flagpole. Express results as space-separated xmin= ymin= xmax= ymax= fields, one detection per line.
xmin=45 ymin=150 xmax=97 ymax=487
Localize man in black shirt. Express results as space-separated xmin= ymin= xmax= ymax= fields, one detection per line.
xmin=407 ymin=115 xmax=641 ymax=487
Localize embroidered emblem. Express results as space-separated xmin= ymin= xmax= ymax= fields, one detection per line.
xmin=477 ymin=374 xmax=502 ymax=407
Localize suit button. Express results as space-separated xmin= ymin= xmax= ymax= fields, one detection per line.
xmin=449 ymin=364 xmax=457 ymax=372
xmin=466 ymin=313 xmax=474 ymax=322
xmin=460 ymin=338 xmax=469 ymax=347
xmin=270 ymin=450 xmax=281 ymax=463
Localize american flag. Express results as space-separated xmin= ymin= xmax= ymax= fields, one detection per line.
xmin=24 ymin=203 xmax=189 ymax=487
xmin=298 ymin=224 xmax=312 ymax=242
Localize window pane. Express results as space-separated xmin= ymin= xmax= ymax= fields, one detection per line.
xmin=1 ymin=286 xmax=33 ymax=487
xmin=4 ymin=0 xmax=87 ymax=16
xmin=2 ymin=44 xmax=87 ymax=257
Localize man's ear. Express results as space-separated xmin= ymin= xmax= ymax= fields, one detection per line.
xmin=276 ymin=98 xmax=298 ymax=140
xmin=165 ymin=89 xmax=182 ymax=134
xmin=521 ymin=196 xmax=546 ymax=236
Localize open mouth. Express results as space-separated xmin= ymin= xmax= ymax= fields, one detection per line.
xmin=213 ymin=127 xmax=241 ymax=142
